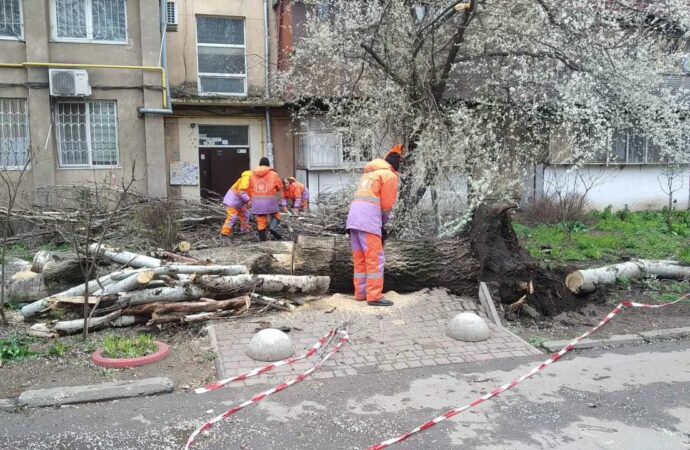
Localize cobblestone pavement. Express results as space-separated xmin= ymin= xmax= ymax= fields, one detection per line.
xmin=210 ymin=288 xmax=542 ymax=386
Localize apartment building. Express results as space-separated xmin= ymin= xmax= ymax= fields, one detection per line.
xmin=0 ymin=0 xmax=168 ymax=196
xmin=163 ymin=0 xmax=293 ymax=201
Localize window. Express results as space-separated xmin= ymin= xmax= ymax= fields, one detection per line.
xmin=196 ymin=16 xmax=246 ymax=95
xmin=0 ymin=99 xmax=29 ymax=169
xmin=0 ymin=0 xmax=22 ymax=39
xmin=53 ymin=0 xmax=127 ymax=43
xmin=166 ymin=1 xmax=178 ymax=31
xmin=198 ymin=125 xmax=248 ymax=146
xmin=609 ymin=128 xmax=666 ymax=164
xmin=55 ymin=100 xmax=119 ymax=167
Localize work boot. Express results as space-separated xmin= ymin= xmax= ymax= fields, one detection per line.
xmin=269 ymin=229 xmax=283 ymax=240
xmin=258 ymin=230 xmax=268 ymax=242
xmin=367 ymin=299 xmax=394 ymax=307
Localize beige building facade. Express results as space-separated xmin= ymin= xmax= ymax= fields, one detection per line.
xmin=0 ymin=0 xmax=168 ymax=196
xmin=164 ymin=0 xmax=294 ymax=201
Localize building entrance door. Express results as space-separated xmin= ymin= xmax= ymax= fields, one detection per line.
xmin=197 ymin=126 xmax=250 ymax=200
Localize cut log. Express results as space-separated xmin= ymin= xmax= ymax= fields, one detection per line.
xmin=194 ymin=274 xmax=330 ymax=298
xmin=152 ymin=265 xmax=248 ymax=276
xmin=111 ymin=315 xmax=147 ymax=327
xmin=566 ymin=259 xmax=690 ymax=294
xmin=124 ymin=297 xmax=247 ymax=316
xmin=93 ymin=270 xmax=155 ymax=295
xmin=43 ymin=258 xmax=92 ymax=286
xmin=88 ymin=243 xmax=162 ymax=268
xmin=26 ymin=323 xmax=58 ymax=339
xmin=151 ymin=250 xmax=206 ymax=265
xmin=53 ymin=309 xmax=122 ymax=335
xmin=118 ymin=285 xmax=205 ymax=307
xmin=1 ymin=257 xmax=31 ymax=280
xmin=7 ymin=270 xmax=48 ymax=303
xmin=176 ymin=241 xmax=192 ymax=253
xmin=31 ymin=250 xmax=54 ymax=273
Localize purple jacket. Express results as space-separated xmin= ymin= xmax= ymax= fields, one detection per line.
xmin=223 ymin=188 xmax=250 ymax=210
xmin=346 ymin=159 xmax=399 ymax=236
xmin=249 ymin=166 xmax=283 ymax=215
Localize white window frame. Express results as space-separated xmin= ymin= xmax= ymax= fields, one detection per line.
xmin=195 ymin=16 xmax=248 ymax=97
xmin=0 ymin=98 xmax=30 ymax=170
xmin=55 ymin=100 xmax=120 ymax=169
xmin=0 ymin=0 xmax=24 ymax=41
xmin=50 ymin=0 xmax=128 ymax=44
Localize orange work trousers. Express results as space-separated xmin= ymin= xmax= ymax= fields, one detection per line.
xmin=256 ymin=213 xmax=281 ymax=231
xmin=221 ymin=207 xmax=250 ymax=236
xmin=350 ymin=229 xmax=384 ymax=302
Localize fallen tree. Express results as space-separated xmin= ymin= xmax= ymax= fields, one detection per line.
xmin=566 ymin=259 xmax=690 ymax=294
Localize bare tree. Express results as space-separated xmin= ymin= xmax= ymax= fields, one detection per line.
xmin=53 ymin=160 xmax=140 ymax=339
xmin=657 ymin=164 xmax=686 ymax=233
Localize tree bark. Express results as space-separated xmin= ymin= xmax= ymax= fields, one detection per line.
xmin=566 ymin=259 xmax=690 ymax=294
xmin=194 ymin=274 xmax=330 ymax=298
xmin=89 ymin=244 xmax=162 ymax=268
xmin=125 ymin=296 xmax=248 ymax=316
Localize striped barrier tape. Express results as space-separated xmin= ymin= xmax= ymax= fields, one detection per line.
xmin=185 ymin=327 xmax=350 ymax=449
xmin=195 ymin=328 xmax=338 ymax=394
xmin=367 ymin=295 xmax=689 ymax=450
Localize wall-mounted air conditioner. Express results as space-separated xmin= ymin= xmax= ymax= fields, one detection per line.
xmin=49 ymin=69 xmax=92 ymax=97
xmin=167 ymin=2 xmax=179 ymax=31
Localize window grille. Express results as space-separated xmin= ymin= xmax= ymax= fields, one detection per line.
xmin=0 ymin=99 xmax=29 ymax=168
xmin=0 ymin=0 xmax=23 ymax=39
xmin=54 ymin=0 xmax=126 ymax=42
xmin=56 ymin=100 xmax=119 ymax=167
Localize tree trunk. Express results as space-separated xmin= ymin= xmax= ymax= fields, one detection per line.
xmin=7 ymin=270 xmax=48 ymax=303
xmin=53 ymin=309 xmax=122 ymax=335
xmin=566 ymin=259 xmax=690 ymax=294
xmin=89 ymin=243 xmax=162 ymax=268
xmin=194 ymin=274 xmax=330 ymax=298
xmin=126 ymin=296 xmax=248 ymax=316
xmin=94 ymin=271 xmax=154 ymax=295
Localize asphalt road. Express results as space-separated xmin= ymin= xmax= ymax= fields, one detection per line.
xmin=2 ymin=341 xmax=690 ymax=450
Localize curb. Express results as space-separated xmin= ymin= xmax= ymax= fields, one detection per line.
xmin=541 ymin=326 xmax=690 ymax=352
xmin=91 ymin=341 xmax=171 ymax=369
xmin=17 ymin=377 xmax=174 ymax=408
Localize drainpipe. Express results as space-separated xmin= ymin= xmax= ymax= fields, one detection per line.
xmin=138 ymin=0 xmax=173 ymax=115
xmin=264 ymin=0 xmax=274 ymax=165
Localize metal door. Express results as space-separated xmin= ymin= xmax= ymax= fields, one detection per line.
xmin=199 ymin=147 xmax=250 ymax=200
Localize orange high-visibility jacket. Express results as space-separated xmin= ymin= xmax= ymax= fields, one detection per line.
xmin=249 ymin=166 xmax=284 ymax=215
xmin=345 ymin=158 xmax=399 ymax=236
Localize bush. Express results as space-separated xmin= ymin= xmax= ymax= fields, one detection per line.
xmin=0 ymin=336 xmax=35 ymax=363
xmin=134 ymin=200 xmax=181 ymax=250
xmin=525 ymin=193 xmax=589 ymax=225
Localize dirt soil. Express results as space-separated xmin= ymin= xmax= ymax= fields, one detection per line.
xmin=509 ymin=282 xmax=690 ymax=343
xmin=0 ymin=321 xmax=217 ymax=398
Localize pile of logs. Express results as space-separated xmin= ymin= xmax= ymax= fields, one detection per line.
xmin=17 ymin=244 xmax=329 ymax=336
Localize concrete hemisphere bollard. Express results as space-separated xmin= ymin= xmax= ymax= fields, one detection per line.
xmin=246 ymin=328 xmax=295 ymax=362
xmin=447 ymin=312 xmax=491 ymax=342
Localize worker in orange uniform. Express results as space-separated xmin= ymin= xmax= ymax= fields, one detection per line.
xmin=345 ymin=145 xmax=403 ymax=307
xmin=281 ymin=177 xmax=309 ymax=214
xmin=220 ymin=170 xmax=252 ymax=236
xmin=249 ymin=157 xmax=284 ymax=241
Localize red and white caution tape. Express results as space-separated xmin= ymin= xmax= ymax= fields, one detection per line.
xmin=185 ymin=328 xmax=350 ymax=449
xmin=367 ymin=296 xmax=688 ymax=450
xmin=195 ymin=328 xmax=338 ymax=394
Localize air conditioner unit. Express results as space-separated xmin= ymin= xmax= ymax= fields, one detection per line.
xmin=166 ymin=2 xmax=178 ymax=31
xmin=49 ymin=69 xmax=92 ymax=97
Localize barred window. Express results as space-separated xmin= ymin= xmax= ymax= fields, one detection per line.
xmin=56 ymin=100 xmax=119 ymax=167
xmin=0 ymin=99 xmax=29 ymax=169
xmin=53 ymin=0 xmax=126 ymax=42
xmin=0 ymin=0 xmax=23 ymax=39
xmin=196 ymin=16 xmax=246 ymax=95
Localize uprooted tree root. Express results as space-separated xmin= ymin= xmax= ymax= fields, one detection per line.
xmin=468 ymin=204 xmax=586 ymax=317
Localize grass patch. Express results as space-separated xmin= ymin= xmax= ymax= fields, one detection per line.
xmin=102 ymin=334 xmax=157 ymax=359
xmin=0 ymin=335 xmax=35 ymax=364
xmin=527 ymin=336 xmax=545 ymax=347
xmin=4 ymin=242 xmax=72 ymax=262
xmin=515 ymin=209 xmax=690 ymax=263
xmin=48 ymin=341 xmax=69 ymax=358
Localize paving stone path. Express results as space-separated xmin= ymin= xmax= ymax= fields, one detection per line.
xmin=210 ymin=289 xmax=541 ymax=386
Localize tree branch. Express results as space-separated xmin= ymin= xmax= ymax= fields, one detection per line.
xmin=360 ymin=43 xmax=407 ymax=86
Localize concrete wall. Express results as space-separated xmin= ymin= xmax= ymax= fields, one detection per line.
xmin=166 ymin=0 xmax=277 ymax=97
xmin=0 ymin=0 xmax=165 ymax=196
xmin=166 ymin=115 xmax=272 ymax=199
xmin=543 ymin=165 xmax=690 ymax=211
